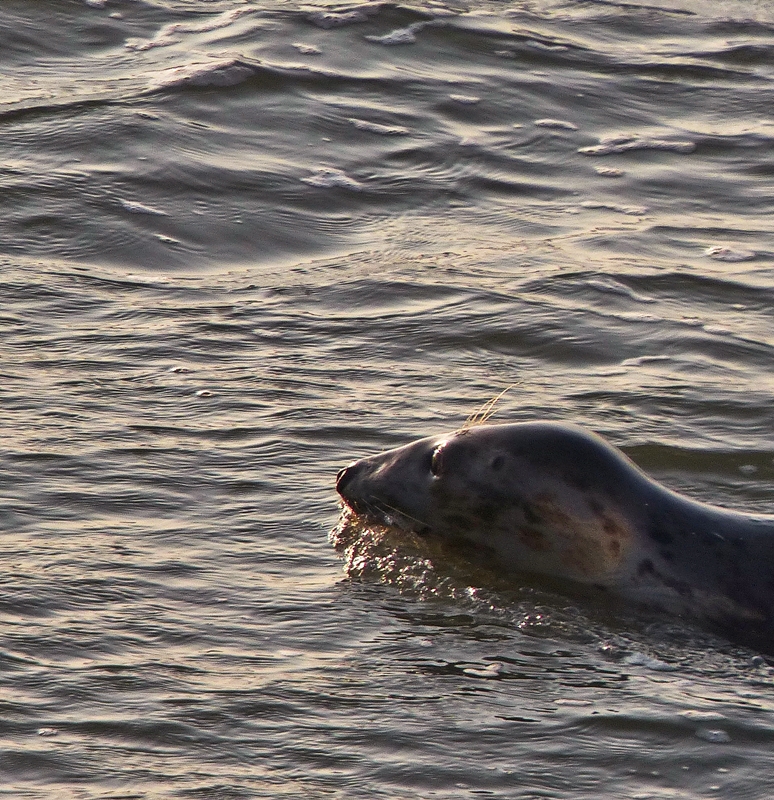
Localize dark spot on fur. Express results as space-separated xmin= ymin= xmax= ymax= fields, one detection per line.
xmin=638 ymin=559 xmax=655 ymax=577
xmin=588 ymin=498 xmax=603 ymax=516
xmin=444 ymin=513 xmax=478 ymax=530
xmin=637 ymin=558 xmax=692 ymax=598
xmin=474 ymin=503 xmax=499 ymax=526
xmin=665 ymin=576 xmax=693 ymax=598
xmin=659 ymin=549 xmax=674 ymax=561
xmin=521 ymin=502 xmax=542 ymax=526
xmin=519 ymin=526 xmax=551 ymax=552
xmin=648 ymin=526 xmax=673 ymax=545
xmin=601 ymin=515 xmax=628 ymax=544
xmin=491 ymin=455 xmax=504 ymax=471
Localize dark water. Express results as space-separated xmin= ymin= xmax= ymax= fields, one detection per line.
xmin=2 ymin=0 xmax=774 ymax=797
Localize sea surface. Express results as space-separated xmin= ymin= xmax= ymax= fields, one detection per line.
xmin=2 ymin=0 xmax=774 ymax=797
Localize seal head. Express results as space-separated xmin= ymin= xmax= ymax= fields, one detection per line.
xmin=337 ymin=422 xmax=774 ymax=652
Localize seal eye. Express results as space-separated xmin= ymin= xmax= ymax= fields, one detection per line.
xmin=491 ymin=455 xmax=504 ymax=472
xmin=430 ymin=447 xmax=443 ymax=477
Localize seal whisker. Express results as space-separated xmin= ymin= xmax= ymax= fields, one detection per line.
xmin=345 ymin=490 xmax=432 ymax=534
xmin=372 ymin=498 xmax=432 ymax=533
xmin=460 ymin=384 xmax=520 ymax=432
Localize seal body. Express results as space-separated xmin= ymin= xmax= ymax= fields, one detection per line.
xmin=336 ymin=422 xmax=774 ymax=652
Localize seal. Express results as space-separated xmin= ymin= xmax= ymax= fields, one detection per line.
xmin=336 ymin=421 xmax=774 ymax=653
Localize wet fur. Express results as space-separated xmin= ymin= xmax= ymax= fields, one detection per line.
xmin=337 ymin=422 xmax=774 ymax=654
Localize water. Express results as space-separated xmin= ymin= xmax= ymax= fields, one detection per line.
xmin=2 ymin=0 xmax=774 ymax=796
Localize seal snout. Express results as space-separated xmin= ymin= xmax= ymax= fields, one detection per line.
xmin=337 ymin=458 xmax=373 ymax=500
xmin=336 ymin=463 xmax=357 ymax=496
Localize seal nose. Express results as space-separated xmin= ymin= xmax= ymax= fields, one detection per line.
xmin=336 ymin=464 xmax=355 ymax=496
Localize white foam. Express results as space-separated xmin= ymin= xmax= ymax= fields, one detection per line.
xmin=127 ymin=9 xmax=250 ymax=51
xmin=307 ymin=9 xmax=369 ymax=29
xmin=302 ymin=167 xmax=363 ymax=190
xmin=155 ymin=234 xmax=181 ymax=245
xmin=705 ymin=245 xmax=755 ymax=262
xmin=680 ymin=710 xmax=727 ymax=722
xmin=119 ymin=199 xmax=168 ymax=217
xmin=535 ymin=118 xmax=578 ymax=130
xmin=702 ymin=324 xmax=734 ymax=335
xmin=587 ymin=277 xmax=655 ymax=303
xmin=463 ymin=661 xmax=504 ymax=678
xmin=621 ymin=355 xmax=670 ymax=367
xmin=348 ymin=118 xmax=408 ymax=135
xmin=292 ymin=43 xmax=322 ymax=55
xmin=146 ymin=58 xmax=255 ymax=91
xmin=623 ymin=652 xmax=678 ymax=671
xmin=449 ymin=94 xmax=480 ymax=104
xmin=581 ymin=201 xmax=648 ymax=215
xmin=579 ymin=134 xmax=696 ymax=156
xmin=126 ymin=29 xmax=181 ymax=52
xmin=365 ymin=22 xmax=428 ymax=45
xmin=595 ymin=166 xmax=625 ymax=177
xmin=554 ymin=699 xmax=593 ymax=706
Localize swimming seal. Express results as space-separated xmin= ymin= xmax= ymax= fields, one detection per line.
xmin=336 ymin=421 xmax=774 ymax=653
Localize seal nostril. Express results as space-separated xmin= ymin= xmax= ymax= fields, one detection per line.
xmin=336 ymin=464 xmax=357 ymax=495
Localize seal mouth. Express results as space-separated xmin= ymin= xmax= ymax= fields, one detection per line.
xmin=338 ymin=493 xmax=432 ymax=538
